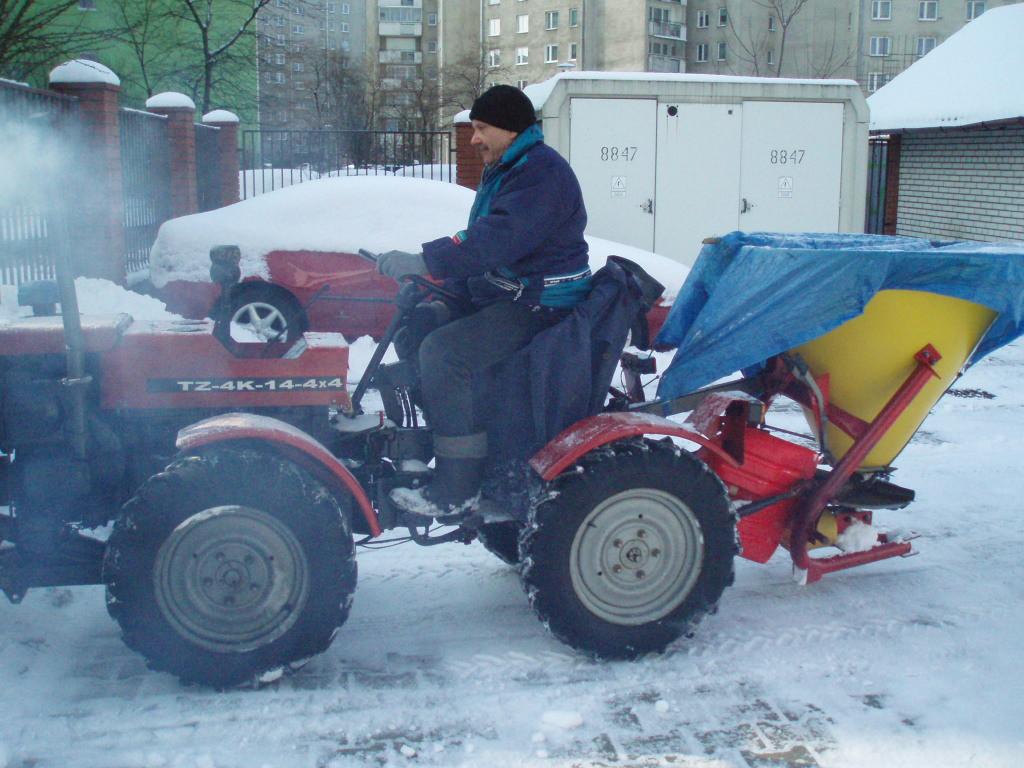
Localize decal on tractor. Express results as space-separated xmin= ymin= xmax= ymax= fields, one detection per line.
xmin=151 ymin=377 xmax=347 ymax=393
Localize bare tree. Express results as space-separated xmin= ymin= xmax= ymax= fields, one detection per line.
xmin=438 ymin=45 xmax=513 ymax=115
xmin=0 ymin=0 xmax=107 ymax=82
xmin=306 ymin=50 xmax=371 ymax=131
xmin=105 ymin=0 xmax=177 ymax=98
xmin=165 ymin=0 xmax=271 ymax=114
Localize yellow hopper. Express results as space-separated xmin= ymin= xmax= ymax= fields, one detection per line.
xmin=792 ymin=289 xmax=996 ymax=468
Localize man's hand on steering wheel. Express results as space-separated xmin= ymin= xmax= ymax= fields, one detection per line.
xmin=377 ymin=250 xmax=429 ymax=280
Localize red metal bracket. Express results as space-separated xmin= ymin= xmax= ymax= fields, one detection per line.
xmin=790 ymin=343 xmax=941 ymax=576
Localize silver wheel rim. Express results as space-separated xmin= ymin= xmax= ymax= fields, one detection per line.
xmin=230 ymin=301 xmax=288 ymax=342
xmin=154 ymin=505 xmax=310 ymax=653
xmin=569 ymin=488 xmax=704 ymax=626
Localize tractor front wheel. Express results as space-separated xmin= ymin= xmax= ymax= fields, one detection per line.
xmin=520 ymin=440 xmax=736 ymax=659
xmin=103 ymin=446 xmax=356 ymax=687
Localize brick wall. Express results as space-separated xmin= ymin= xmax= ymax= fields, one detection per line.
xmin=455 ymin=122 xmax=483 ymax=190
xmin=895 ymin=124 xmax=1024 ymax=242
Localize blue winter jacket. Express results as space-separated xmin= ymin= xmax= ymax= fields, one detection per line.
xmin=421 ymin=124 xmax=591 ymax=308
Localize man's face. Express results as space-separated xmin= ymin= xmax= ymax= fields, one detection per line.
xmin=470 ymin=120 xmax=518 ymax=165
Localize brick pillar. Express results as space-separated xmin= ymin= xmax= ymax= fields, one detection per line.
xmin=49 ymin=60 xmax=126 ymax=283
xmin=455 ymin=121 xmax=483 ymax=191
xmin=882 ymin=133 xmax=902 ymax=236
xmin=147 ymin=92 xmax=198 ymax=217
xmin=203 ymin=110 xmax=240 ymax=208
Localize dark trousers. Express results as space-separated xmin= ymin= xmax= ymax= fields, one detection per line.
xmin=418 ymin=301 xmax=564 ymax=439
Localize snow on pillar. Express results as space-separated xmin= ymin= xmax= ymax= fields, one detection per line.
xmin=147 ymin=92 xmax=198 ymax=218
xmin=49 ymin=59 xmax=126 ymax=283
xmin=202 ymin=109 xmax=241 ymax=209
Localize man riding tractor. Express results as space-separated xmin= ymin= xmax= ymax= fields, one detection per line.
xmin=376 ymin=84 xmax=593 ymax=520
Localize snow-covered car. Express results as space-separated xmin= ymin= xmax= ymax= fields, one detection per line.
xmin=149 ymin=176 xmax=687 ymax=341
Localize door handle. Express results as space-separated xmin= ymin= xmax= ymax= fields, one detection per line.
xmin=740 ymin=197 xmax=755 ymax=214
xmin=640 ymin=199 xmax=654 ymax=214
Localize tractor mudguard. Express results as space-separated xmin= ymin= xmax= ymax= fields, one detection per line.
xmin=529 ymin=412 xmax=739 ymax=482
xmin=176 ymin=413 xmax=381 ymax=537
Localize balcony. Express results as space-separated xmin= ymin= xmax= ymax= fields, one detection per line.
xmin=380 ymin=78 xmax=423 ymax=91
xmin=648 ymin=20 xmax=686 ymax=41
xmin=380 ymin=50 xmax=423 ymax=63
xmin=647 ymin=54 xmax=683 ymax=73
xmin=379 ymin=0 xmax=421 ymax=6
xmin=379 ymin=22 xmax=422 ymax=36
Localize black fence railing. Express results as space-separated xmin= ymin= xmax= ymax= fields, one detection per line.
xmin=865 ymin=135 xmax=890 ymax=234
xmin=239 ymin=129 xmax=454 ymax=199
xmin=120 ymin=108 xmax=171 ymax=274
xmin=0 ymin=81 xmax=80 ymax=285
xmin=195 ymin=122 xmax=221 ymax=213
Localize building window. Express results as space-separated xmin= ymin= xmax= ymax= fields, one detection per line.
xmin=768 ymin=15 xmax=776 ymax=31
xmin=488 ymin=18 xmax=501 ymax=36
xmin=274 ymin=72 xmax=285 ymax=84
xmin=328 ymin=2 xmax=336 ymax=12
xmin=869 ymin=36 xmax=892 ymax=56
xmin=717 ymin=41 xmax=727 ymax=60
xmin=293 ymin=62 xmax=304 ymax=72
xmin=428 ymin=13 xmax=437 ymax=25
xmin=341 ymin=2 xmax=350 ymax=13
xmin=516 ymin=46 xmax=529 ymax=64
xmin=488 ymin=48 xmax=501 ymax=67
xmin=767 ymin=48 xmax=774 ymax=65
xmin=697 ymin=10 xmax=709 ymax=28
xmin=916 ymin=36 xmax=937 ymax=55
xmin=871 ymin=1 xmax=892 ymax=20
xmin=545 ymin=43 xmax=558 ymax=62
xmin=517 ymin=13 xmax=529 ymax=33
xmin=696 ymin=43 xmax=709 ymax=62
xmin=868 ymin=72 xmax=889 ymax=92
xmin=569 ymin=7 xmax=579 ymax=26
xmin=489 ymin=0 xmax=500 ymax=4
xmin=341 ymin=21 xmax=349 ymax=32
xmin=966 ymin=0 xmax=985 ymax=19
xmin=276 ymin=53 xmax=286 ymax=64
xmin=517 ymin=79 xmax=529 ymax=89
xmin=718 ymin=7 xmax=728 ymax=26
xmin=569 ymin=41 xmax=577 ymax=60
xmin=293 ymin=24 xmax=304 ymax=34
xmin=276 ymin=34 xmax=285 ymax=45
xmin=919 ymin=1 xmax=938 ymax=20
xmin=428 ymin=40 xmax=438 ymax=52
xmin=545 ymin=10 xmax=559 ymax=29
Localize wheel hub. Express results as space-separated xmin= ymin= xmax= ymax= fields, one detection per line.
xmin=570 ymin=488 xmax=704 ymax=626
xmin=154 ymin=506 xmax=309 ymax=653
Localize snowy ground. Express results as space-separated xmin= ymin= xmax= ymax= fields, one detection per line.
xmin=1 ymin=333 xmax=1022 ymax=767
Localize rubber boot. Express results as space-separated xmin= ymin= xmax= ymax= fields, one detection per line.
xmin=391 ymin=433 xmax=487 ymax=522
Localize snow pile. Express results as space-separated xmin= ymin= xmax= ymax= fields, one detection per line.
xmin=868 ymin=4 xmax=1024 ymax=130
xmin=74 ymin=278 xmax=182 ymax=323
xmin=145 ymin=92 xmax=196 ymax=111
xmin=48 ymin=59 xmax=120 ymax=86
xmin=152 ymin=175 xmax=689 ymax=298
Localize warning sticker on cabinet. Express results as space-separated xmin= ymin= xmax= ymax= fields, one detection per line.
xmin=611 ymin=176 xmax=627 ymax=198
xmin=778 ymin=176 xmax=794 ymax=198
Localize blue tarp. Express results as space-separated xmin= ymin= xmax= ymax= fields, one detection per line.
xmin=654 ymin=232 xmax=1024 ymax=400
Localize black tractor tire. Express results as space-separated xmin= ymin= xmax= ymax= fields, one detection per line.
xmin=520 ymin=440 xmax=736 ymax=659
xmin=228 ymin=284 xmax=306 ymax=343
xmin=103 ymin=445 xmax=356 ymax=688
xmin=477 ymin=522 xmax=524 ymax=566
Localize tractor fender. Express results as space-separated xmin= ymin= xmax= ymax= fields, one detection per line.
xmin=176 ymin=413 xmax=381 ymax=537
xmin=529 ymin=411 xmax=739 ymax=482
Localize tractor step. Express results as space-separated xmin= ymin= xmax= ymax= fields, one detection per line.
xmin=797 ymin=534 xmax=914 ymax=585
xmin=832 ymin=473 xmax=916 ymax=509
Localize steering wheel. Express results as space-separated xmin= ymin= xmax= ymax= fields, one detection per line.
xmin=401 ymin=274 xmax=464 ymax=303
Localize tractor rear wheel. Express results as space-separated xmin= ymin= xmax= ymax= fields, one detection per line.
xmin=103 ymin=446 xmax=356 ymax=688
xmin=477 ymin=522 xmax=523 ymax=566
xmin=520 ymin=440 xmax=736 ymax=659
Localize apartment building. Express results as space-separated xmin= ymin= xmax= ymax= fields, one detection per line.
xmin=257 ymin=0 xmax=368 ymax=131
xmin=684 ymin=0 xmax=1020 ymax=93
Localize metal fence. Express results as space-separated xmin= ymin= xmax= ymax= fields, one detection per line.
xmin=195 ymin=122 xmax=222 ymax=213
xmin=865 ymin=135 xmax=891 ymax=234
xmin=120 ymin=108 xmax=171 ymax=274
xmin=239 ymin=129 xmax=454 ymax=199
xmin=0 ymin=81 xmax=80 ymax=285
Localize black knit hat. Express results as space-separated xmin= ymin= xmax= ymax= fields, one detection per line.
xmin=469 ymin=85 xmax=537 ymax=133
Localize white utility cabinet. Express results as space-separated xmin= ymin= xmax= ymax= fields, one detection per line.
xmin=526 ymin=73 xmax=868 ymax=265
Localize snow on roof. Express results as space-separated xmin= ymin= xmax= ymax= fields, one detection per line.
xmin=453 ymin=71 xmax=859 ymax=123
xmin=149 ymin=175 xmax=689 ymax=299
xmin=48 ymin=59 xmax=120 ymax=87
xmin=146 ymin=92 xmax=196 ymax=110
xmin=203 ymin=109 xmax=239 ymax=124
xmin=868 ymin=4 xmax=1024 ymax=131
